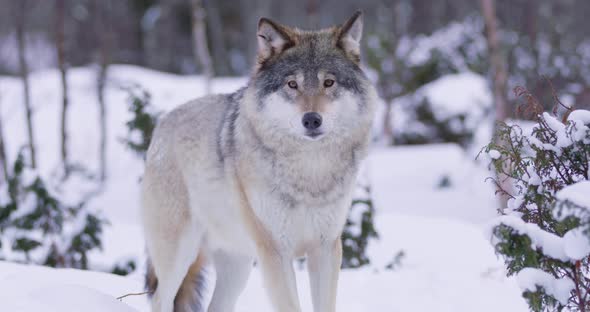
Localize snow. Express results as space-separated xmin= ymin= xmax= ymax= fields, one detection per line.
xmin=488 ymin=149 xmax=501 ymax=159
xmin=0 ymin=261 xmax=146 ymax=312
xmin=527 ymin=112 xmax=590 ymax=157
xmin=556 ymin=181 xmax=590 ymax=210
xmin=491 ymin=215 xmax=570 ymax=262
xmin=390 ymin=71 xmax=493 ymax=151
xmin=568 ymin=109 xmax=590 ymax=124
xmin=369 ymin=144 xmax=497 ymax=224
xmin=0 ymin=65 xmax=527 ymax=311
xmin=392 ymin=72 xmax=493 ymax=123
xmin=421 ymin=72 xmax=492 ymax=121
xmin=543 ymin=112 xmax=566 ymax=133
xmin=563 ymin=228 xmax=590 ymax=260
xmin=1 ymin=214 xmax=528 ymax=312
xmin=516 ymin=268 xmax=574 ymax=305
xmin=492 ymin=209 xmax=590 ymax=263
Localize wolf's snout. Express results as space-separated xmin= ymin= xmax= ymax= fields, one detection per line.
xmin=302 ymin=112 xmax=322 ymax=130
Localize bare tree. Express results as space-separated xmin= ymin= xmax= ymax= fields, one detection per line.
xmin=94 ymin=0 xmax=111 ymax=182
xmin=191 ymin=0 xmax=214 ymax=94
xmin=480 ymin=0 xmax=508 ymax=122
xmin=56 ymin=0 xmax=70 ymax=176
xmin=15 ymin=0 xmax=37 ymax=168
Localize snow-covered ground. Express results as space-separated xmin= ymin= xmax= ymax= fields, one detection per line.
xmin=0 ymin=65 xmax=528 ymax=311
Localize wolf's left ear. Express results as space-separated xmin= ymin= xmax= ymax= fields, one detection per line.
xmin=257 ymin=18 xmax=296 ymax=65
xmin=336 ymin=11 xmax=363 ymax=63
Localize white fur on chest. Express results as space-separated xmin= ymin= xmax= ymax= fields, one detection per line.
xmin=248 ymin=184 xmax=351 ymax=256
xmin=243 ymin=150 xmax=355 ymax=254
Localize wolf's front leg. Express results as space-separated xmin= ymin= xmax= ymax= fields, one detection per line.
xmin=307 ymin=237 xmax=342 ymax=312
xmin=257 ymin=244 xmax=301 ymax=312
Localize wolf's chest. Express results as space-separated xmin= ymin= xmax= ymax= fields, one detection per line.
xmin=260 ymin=150 xmax=357 ymax=207
xmin=249 ymin=187 xmax=350 ymax=254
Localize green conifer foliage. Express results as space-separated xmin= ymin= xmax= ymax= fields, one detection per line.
xmin=484 ymin=89 xmax=590 ymax=311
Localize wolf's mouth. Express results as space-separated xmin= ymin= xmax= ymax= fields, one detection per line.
xmin=304 ymin=130 xmax=324 ymax=140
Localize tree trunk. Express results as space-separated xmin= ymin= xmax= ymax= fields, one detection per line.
xmin=16 ymin=0 xmax=37 ymax=169
xmin=523 ymin=0 xmax=537 ymax=46
xmin=480 ymin=0 xmax=511 ymax=209
xmin=0 ymin=100 xmax=8 ymax=183
xmin=306 ymin=0 xmax=319 ymax=28
xmin=380 ymin=2 xmax=401 ymax=146
xmin=56 ymin=0 xmax=70 ymax=176
xmin=95 ymin=0 xmax=110 ymax=183
xmin=204 ymin=0 xmax=230 ymax=75
xmin=480 ymin=0 xmax=508 ymax=122
xmin=190 ymin=0 xmax=214 ymax=94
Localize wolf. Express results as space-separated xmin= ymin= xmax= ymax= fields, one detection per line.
xmin=141 ymin=11 xmax=377 ymax=312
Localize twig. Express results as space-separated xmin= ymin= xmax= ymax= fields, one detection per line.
xmin=514 ymin=85 xmax=543 ymax=119
xmin=116 ymin=290 xmax=153 ymax=301
xmin=543 ymin=76 xmax=573 ymax=118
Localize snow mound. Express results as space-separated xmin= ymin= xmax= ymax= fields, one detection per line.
xmin=420 ymin=72 xmax=492 ymax=120
xmin=391 ymin=72 xmax=493 ymax=149
xmin=0 ymin=261 xmax=148 ymax=311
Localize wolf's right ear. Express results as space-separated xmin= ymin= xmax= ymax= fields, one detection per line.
xmin=257 ymin=18 xmax=296 ymax=65
xmin=336 ymin=11 xmax=363 ymax=64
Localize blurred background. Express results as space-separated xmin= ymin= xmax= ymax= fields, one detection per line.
xmin=1 ymin=0 xmax=589 ymax=149
xmin=0 ymin=0 xmax=589 ymax=310
xmin=1 ymin=0 xmax=590 ymax=102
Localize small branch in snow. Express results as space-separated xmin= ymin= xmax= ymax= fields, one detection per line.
xmin=116 ymin=290 xmax=153 ymax=301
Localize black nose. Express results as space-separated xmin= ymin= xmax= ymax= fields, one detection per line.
xmin=302 ymin=112 xmax=322 ymax=130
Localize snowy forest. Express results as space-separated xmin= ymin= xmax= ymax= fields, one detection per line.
xmin=1 ymin=0 xmax=590 ymax=311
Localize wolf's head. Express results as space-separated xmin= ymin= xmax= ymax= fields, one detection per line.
xmin=243 ymin=11 xmax=376 ymax=146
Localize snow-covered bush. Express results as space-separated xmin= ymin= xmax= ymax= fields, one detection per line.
xmin=366 ymin=17 xmax=491 ymax=146
xmin=341 ymin=181 xmax=378 ymax=269
xmin=392 ymin=72 xmax=492 ymax=148
xmin=484 ymin=89 xmax=590 ymax=311
xmin=121 ymin=84 xmax=160 ymax=159
xmin=396 ymin=16 xmax=487 ymax=84
xmin=366 ymin=16 xmax=487 ymax=97
xmin=0 ymin=151 xmax=104 ymax=269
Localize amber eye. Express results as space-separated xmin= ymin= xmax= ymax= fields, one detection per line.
xmin=287 ymin=80 xmax=298 ymax=89
xmin=324 ymin=79 xmax=335 ymax=88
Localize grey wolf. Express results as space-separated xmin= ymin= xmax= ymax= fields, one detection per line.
xmin=141 ymin=11 xmax=377 ymax=312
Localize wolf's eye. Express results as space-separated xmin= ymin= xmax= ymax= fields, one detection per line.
xmin=324 ymin=79 xmax=335 ymax=88
xmin=287 ymin=80 xmax=298 ymax=89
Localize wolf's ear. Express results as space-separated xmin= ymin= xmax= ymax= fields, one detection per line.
xmin=336 ymin=11 xmax=363 ymax=63
xmin=257 ymin=18 xmax=296 ymax=64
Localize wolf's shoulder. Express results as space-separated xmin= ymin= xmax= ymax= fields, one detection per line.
xmin=164 ymin=94 xmax=227 ymax=123
xmin=157 ymin=87 xmax=245 ymax=129
xmin=148 ymin=88 xmax=246 ymax=160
